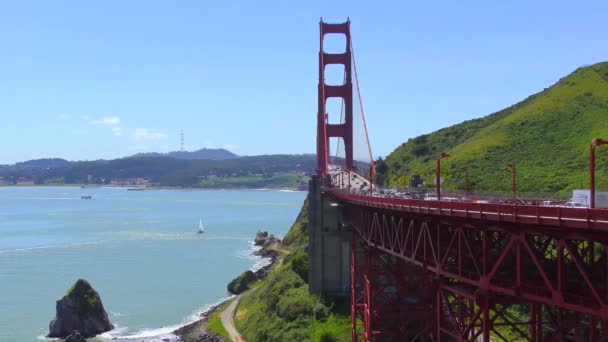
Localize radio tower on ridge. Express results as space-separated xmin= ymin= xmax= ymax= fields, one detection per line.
xmin=180 ymin=130 xmax=185 ymax=152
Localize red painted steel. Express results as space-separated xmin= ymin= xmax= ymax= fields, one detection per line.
xmin=351 ymin=228 xmax=435 ymax=341
xmin=332 ymin=191 xmax=608 ymax=231
xmin=339 ymin=190 xmax=608 ymax=340
xmin=317 ymin=19 xmax=353 ymax=177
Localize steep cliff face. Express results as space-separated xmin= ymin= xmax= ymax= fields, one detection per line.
xmin=48 ymin=279 xmax=114 ymax=338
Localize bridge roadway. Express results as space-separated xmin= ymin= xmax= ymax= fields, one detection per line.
xmin=330 ymin=190 xmax=608 ymax=231
xmin=328 ymin=165 xmax=371 ymax=190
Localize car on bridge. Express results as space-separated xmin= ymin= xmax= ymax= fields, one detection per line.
xmin=541 ymin=200 xmax=563 ymax=207
xmin=563 ymin=201 xmax=587 ymax=208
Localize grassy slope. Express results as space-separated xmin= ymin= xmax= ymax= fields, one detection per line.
xmin=207 ymin=309 xmax=230 ymax=339
xmin=233 ymin=198 xmax=351 ymax=342
xmin=383 ymin=62 xmax=608 ymax=196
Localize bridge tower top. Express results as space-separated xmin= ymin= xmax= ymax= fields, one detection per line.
xmin=317 ymin=18 xmax=353 ymax=177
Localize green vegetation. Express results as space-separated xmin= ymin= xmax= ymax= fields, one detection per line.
xmin=206 ymin=307 xmax=230 ymax=339
xmin=67 ymin=279 xmax=99 ymax=309
xmin=282 ymin=199 xmax=310 ymax=247
xmin=198 ymin=173 xmax=308 ymax=190
xmin=132 ymin=147 xmax=238 ymax=160
xmin=234 ymin=198 xmax=351 ymax=341
xmin=227 ymin=270 xmax=258 ymax=295
xmin=379 ymin=62 xmax=608 ymax=197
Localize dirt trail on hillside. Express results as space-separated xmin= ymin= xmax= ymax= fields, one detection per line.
xmin=220 ymin=295 xmax=245 ymax=342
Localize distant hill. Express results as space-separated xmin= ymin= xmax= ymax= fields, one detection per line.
xmin=379 ymin=61 xmax=608 ymax=196
xmin=15 ymin=158 xmax=70 ymax=169
xmin=131 ymin=148 xmax=238 ymax=160
xmin=0 ymin=154 xmax=316 ymax=188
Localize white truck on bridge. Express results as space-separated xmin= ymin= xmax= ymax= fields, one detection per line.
xmin=571 ymin=189 xmax=608 ymax=208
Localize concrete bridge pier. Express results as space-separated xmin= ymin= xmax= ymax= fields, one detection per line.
xmin=308 ymin=175 xmax=351 ymax=296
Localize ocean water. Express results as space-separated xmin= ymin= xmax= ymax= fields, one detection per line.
xmin=0 ymin=187 xmax=307 ymax=341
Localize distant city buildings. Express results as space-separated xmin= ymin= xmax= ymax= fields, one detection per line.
xmin=109 ymin=178 xmax=152 ymax=186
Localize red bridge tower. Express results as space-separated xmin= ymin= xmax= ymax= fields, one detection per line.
xmin=317 ymin=19 xmax=354 ymax=177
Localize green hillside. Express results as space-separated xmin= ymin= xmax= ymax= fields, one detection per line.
xmin=231 ymin=198 xmax=351 ymax=341
xmin=380 ymin=62 xmax=608 ymax=197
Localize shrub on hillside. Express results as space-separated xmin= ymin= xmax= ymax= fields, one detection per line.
xmin=227 ymin=270 xmax=256 ymax=294
xmin=276 ymin=287 xmax=314 ymax=321
xmin=313 ymin=301 xmax=329 ymax=321
xmin=290 ymin=249 xmax=309 ymax=282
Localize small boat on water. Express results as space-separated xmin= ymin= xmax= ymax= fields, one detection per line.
xmin=81 ymin=195 xmax=92 ymax=199
xmin=197 ymin=218 xmax=205 ymax=234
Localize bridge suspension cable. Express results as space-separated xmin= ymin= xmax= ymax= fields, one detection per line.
xmin=331 ymin=40 xmax=375 ymax=179
xmin=351 ymin=42 xmax=374 ymax=170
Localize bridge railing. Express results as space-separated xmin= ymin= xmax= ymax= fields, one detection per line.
xmin=327 ymin=189 xmax=608 ymax=230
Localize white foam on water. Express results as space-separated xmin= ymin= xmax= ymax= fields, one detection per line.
xmin=237 ymin=240 xmax=273 ymax=271
xmin=94 ymin=296 xmax=234 ymax=341
xmin=99 ymin=324 xmax=178 ymax=341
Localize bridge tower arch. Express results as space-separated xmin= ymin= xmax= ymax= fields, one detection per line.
xmin=317 ymin=19 xmax=353 ymax=177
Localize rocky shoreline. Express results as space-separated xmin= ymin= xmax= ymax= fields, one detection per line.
xmin=173 ymin=231 xmax=280 ymax=342
xmin=172 ymin=300 xmax=228 ymax=342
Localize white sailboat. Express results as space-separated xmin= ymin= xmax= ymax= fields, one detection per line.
xmin=197 ymin=218 xmax=205 ymax=234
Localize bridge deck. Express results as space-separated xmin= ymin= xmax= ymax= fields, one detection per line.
xmin=330 ymin=190 xmax=608 ymax=231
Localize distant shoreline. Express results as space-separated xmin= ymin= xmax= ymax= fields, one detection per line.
xmin=0 ymin=184 xmax=308 ymax=192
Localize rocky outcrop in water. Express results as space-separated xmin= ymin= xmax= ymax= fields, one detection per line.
xmin=254 ymin=230 xmax=280 ymax=246
xmin=47 ymin=279 xmax=114 ymax=338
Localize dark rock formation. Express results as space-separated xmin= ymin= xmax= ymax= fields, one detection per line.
xmin=254 ymin=230 xmax=280 ymax=246
xmin=64 ymin=330 xmax=86 ymax=342
xmin=190 ymin=335 xmax=225 ymax=342
xmin=253 ymin=245 xmax=279 ymax=260
xmin=251 ymin=230 xmax=281 ymax=280
xmin=227 ymin=270 xmax=257 ymax=295
xmin=254 ymin=230 xmax=269 ymax=246
xmin=47 ymin=279 xmax=114 ymax=338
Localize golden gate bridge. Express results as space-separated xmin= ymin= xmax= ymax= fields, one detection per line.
xmin=310 ymin=18 xmax=608 ymax=341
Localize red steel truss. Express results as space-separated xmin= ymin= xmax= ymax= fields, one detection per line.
xmin=351 ymin=229 xmax=435 ymax=341
xmin=340 ymin=191 xmax=608 ymax=341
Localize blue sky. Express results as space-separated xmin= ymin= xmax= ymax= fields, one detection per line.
xmin=0 ymin=1 xmax=606 ymax=164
